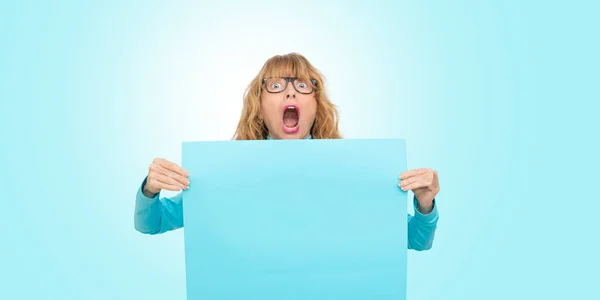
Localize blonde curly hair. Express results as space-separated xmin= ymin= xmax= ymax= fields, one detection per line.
xmin=233 ymin=53 xmax=342 ymax=140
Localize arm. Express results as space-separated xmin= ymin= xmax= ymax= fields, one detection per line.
xmin=134 ymin=177 xmax=184 ymax=234
xmin=407 ymin=195 xmax=439 ymax=251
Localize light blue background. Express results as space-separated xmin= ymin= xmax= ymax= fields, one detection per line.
xmin=182 ymin=139 xmax=407 ymax=299
xmin=1 ymin=1 xmax=597 ymax=299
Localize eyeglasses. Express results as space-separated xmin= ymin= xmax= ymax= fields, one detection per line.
xmin=263 ymin=77 xmax=317 ymax=94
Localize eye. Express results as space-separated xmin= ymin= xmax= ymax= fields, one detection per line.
xmin=297 ymin=82 xmax=307 ymax=88
xmin=271 ymin=83 xmax=281 ymax=89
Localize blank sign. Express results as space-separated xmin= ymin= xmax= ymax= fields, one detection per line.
xmin=182 ymin=139 xmax=407 ymax=300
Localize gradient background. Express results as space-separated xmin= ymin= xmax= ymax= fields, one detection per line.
xmin=1 ymin=1 xmax=597 ymax=299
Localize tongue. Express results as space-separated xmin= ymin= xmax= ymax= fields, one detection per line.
xmin=283 ymin=110 xmax=298 ymax=128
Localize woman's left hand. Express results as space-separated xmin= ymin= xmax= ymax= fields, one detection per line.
xmin=399 ymin=168 xmax=440 ymax=214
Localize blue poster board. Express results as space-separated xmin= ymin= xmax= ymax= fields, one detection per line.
xmin=182 ymin=139 xmax=407 ymax=299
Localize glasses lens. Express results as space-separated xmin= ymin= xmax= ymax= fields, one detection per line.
xmin=294 ymin=79 xmax=314 ymax=94
xmin=265 ymin=78 xmax=286 ymax=92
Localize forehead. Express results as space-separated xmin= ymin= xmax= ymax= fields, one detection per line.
xmin=263 ymin=58 xmax=311 ymax=79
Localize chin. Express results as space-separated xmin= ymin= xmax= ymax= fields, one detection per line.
xmin=276 ymin=130 xmax=309 ymax=140
xmin=270 ymin=124 xmax=310 ymax=140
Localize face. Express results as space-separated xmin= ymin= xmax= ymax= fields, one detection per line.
xmin=260 ymin=77 xmax=317 ymax=139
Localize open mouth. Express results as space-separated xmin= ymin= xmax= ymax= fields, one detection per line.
xmin=282 ymin=105 xmax=300 ymax=133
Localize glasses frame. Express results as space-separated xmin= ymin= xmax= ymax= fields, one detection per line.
xmin=262 ymin=77 xmax=318 ymax=94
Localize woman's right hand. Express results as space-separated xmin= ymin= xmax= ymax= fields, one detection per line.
xmin=143 ymin=158 xmax=190 ymax=197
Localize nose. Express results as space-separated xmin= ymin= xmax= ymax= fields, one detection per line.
xmin=284 ymin=84 xmax=296 ymax=99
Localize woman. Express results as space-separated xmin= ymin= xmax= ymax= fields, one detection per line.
xmin=134 ymin=53 xmax=440 ymax=251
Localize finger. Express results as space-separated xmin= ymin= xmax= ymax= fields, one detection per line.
xmin=399 ymin=175 xmax=421 ymax=188
xmin=400 ymin=180 xmax=430 ymax=191
xmin=153 ymin=172 xmax=189 ymax=190
xmin=433 ymin=170 xmax=439 ymax=184
xmin=154 ymin=158 xmax=190 ymax=177
xmin=399 ymin=168 xmax=431 ymax=180
xmin=400 ymin=171 xmax=433 ymax=187
xmin=150 ymin=162 xmax=190 ymax=187
xmin=157 ymin=165 xmax=190 ymax=187
xmin=147 ymin=176 xmax=182 ymax=192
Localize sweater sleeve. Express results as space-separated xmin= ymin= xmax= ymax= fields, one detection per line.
xmin=134 ymin=177 xmax=184 ymax=234
xmin=407 ymin=196 xmax=439 ymax=250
